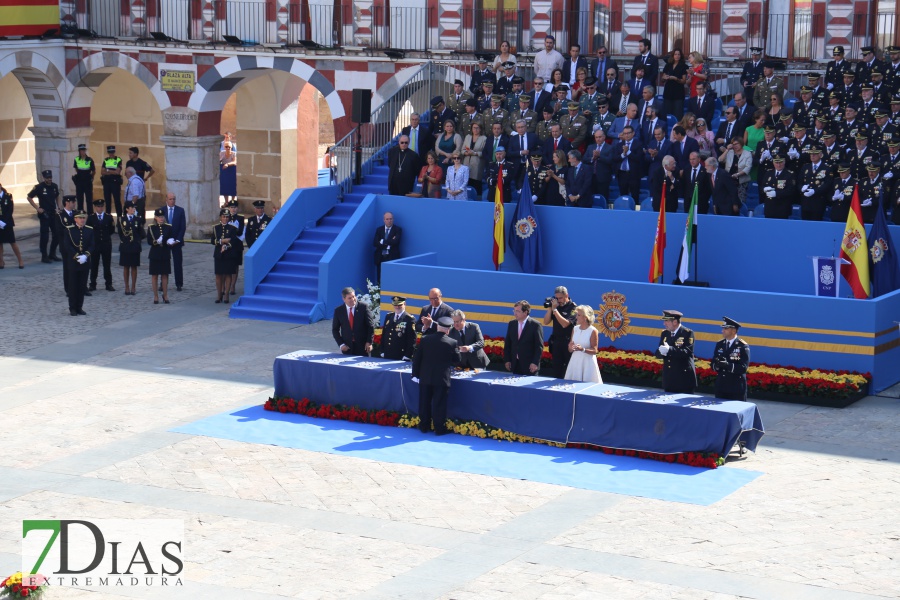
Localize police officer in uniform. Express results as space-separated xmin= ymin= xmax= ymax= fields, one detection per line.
xmin=859 ymin=163 xmax=884 ymax=223
xmin=886 ymin=46 xmax=900 ymax=94
xmin=711 ymin=317 xmax=750 ymax=401
xmin=62 ymin=209 xmax=95 ymax=316
xmin=831 ymin=162 xmax=856 ymax=222
xmin=821 ymin=129 xmax=842 ymax=170
xmin=870 ymin=68 xmax=891 ymax=104
xmin=504 ymin=76 xmax=526 ymax=112
xmin=792 ymin=86 xmax=821 ymax=129
xmin=56 ymin=195 xmax=78 ymax=296
xmin=881 ymin=138 xmax=900 ymax=201
xmin=484 ymin=146 xmax=512 ymax=203
xmin=654 ymin=310 xmax=697 ymax=394
xmin=825 ymin=91 xmax=845 ymax=129
xmin=798 ymin=145 xmax=833 ymax=221
xmin=826 ymin=46 xmax=853 ymax=91
xmin=858 ymin=83 xmax=883 ymax=126
xmin=26 ymin=170 xmax=61 ymax=263
xmin=86 ymin=198 xmax=115 ymax=291
xmin=578 ymin=77 xmax=602 ymax=122
xmin=753 ymin=125 xmax=787 ymax=176
xmin=507 ymin=94 xmax=538 ymax=134
xmin=786 ymin=122 xmax=815 ymax=173
xmin=849 ymin=132 xmax=880 ymax=179
xmin=593 ymin=98 xmax=616 ymax=133
xmin=72 ymin=143 xmax=95 ymax=212
xmin=870 ymin=110 xmax=897 ymax=155
xmin=856 ymin=46 xmax=884 ymax=85
xmin=244 ymin=200 xmax=270 ymax=248
xmin=559 ymin=101 xmax=590 ymax=151
xmin=760 ymin=155 xmax=796 ymax=219
xmin=889 ymin=95 xmax=900 ymax=128
xmin=470 ymin=57 xmax=496 ymax=96
xmin=476 ymin=82 xmax=495 ymax=112
xmin=525 ymin=151 xmax=550 ymax=203
xmin=807 ymin=72 xmax=829 ymax=106
xmin=381 ymin=296 xmax=417 ymax=361
xmin=100 ymin=145 xmax=123 ymax=215
xmin=840 ymin=105 xmax=866 ymax=148
xmin=226 ymin=199 xmax=245 ymax=295
xmin=741 ymin=47 xmax=764 ymax=105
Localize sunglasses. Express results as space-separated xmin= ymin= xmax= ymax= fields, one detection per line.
xmin=399 ymin=141 xmax=408 ymax=144
xmin=452 ymin=157 xmax=461 ymax=161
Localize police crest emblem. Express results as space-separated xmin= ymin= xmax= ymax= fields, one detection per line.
xmin=819 ymin=264 xmax=835 ymax=285
xmin=514 ymin=216 xmax=537 ymax=239
xmin=870 ymin=237 xmax=889 ymax=263
xmin=597 ymin=291 xmax=631 ymax=341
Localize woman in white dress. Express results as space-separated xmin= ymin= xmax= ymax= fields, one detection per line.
xmin=564 ymin=305 xmax=603 ymax=383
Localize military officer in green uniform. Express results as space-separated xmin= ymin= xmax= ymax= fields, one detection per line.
xmin=753 ymin=61 xmax=785 ymax=108
xmin=559 ymin=101 xmax=591 ymax=150
xmin=100 ymin=145 xmax=123 ymax=215
xmin=506 ymin=94 xmax=537 ymax=134
xmin=482 ymin=94 xmax=509 ymax=133
xmin=536 ymin=106 xmax=557 ymax=143
xmin=712 ymin=317 xmax=750 ymax=401
xmin=72 ymin=143 xmax=95 ymax=212
xmin=381 ymin=296 xmax=417 ymax=361
xmin=654 ymin=310 xmax=697 ymax=394
xmin=457 ymin=98 xmax=484 ymax=139
xmin=593 ymin=98 xmax=616 ymax=133
xmin=447 ymin=79 xmax=473 ymax=116
xmin=578 ymin=77 xmax=602 ymax=122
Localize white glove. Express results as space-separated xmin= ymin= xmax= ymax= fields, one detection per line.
xmin=761 ymin=150 xmax=771 ymax=161
xmin=658 ymin=345 xmax=669 ymax=356
xmin=379 ymin=239 xmax=384 ymax=244
xmin=401 ymin=356 xmax=410 ymax=362
xmin=532 ymin=195 xmax=538 ymax=202
xmin=833 ymin=190 xmax=844 ymax=201
xmin=801 ymin=184 xmax=810 ymax=192
xmin=827 ymin=83 xmax=834 ymax=90
xmin=766 ymin=189 xmax=776 ymax=198
xmin=411 ymin=377 xmax=419 ymax=383
xmin=763 ymin=186 xmax=774 ymax=193
xmin=166 ymin=238 xmax=176 ymax=246
xmin=861 ymin=199 xmax=873 ymax=207
xmin=157 ymin=235 xmax=163 ymax=244
xmin=77 ymin=254 xmax=87 ymax=264
xmin=788 ymin=147 xmax=800 ymax=159
xmin=884 ymin=171 xmax=894 ymax=180
xmin=804 ymin=189 xmax=815 ymax=197
xmin=779 ymin=136 xmax=790 ymax=144
xmin=0 ymin=220 xmax=5 ymax=229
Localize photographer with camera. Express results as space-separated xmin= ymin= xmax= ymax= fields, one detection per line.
xmin=542 ymin=285 xmax=577 ymax=378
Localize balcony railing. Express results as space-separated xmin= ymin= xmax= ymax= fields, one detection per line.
xmin=73 ymin=4 xmax=900 ymax=60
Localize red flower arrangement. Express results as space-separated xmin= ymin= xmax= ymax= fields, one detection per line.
xmin=264 ymin=396 xmax=724 ymax=469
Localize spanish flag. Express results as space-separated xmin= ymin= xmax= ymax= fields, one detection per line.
xmin=492 ymin=167 xmax=504 ymax=270
xmin=0 ymin=0 xmax=59 ymax=37
xmin=648 ymin=181 xmax=666 ymax=282
xmin=839 ymin=185 xmax=870 ymax=299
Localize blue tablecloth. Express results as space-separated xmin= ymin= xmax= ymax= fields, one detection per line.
xmin=273 ymin=351 xmax=765 ymax=456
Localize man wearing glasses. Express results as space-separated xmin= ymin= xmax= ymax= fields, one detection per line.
xmin=589 ymin=46 xmax=619 ymax=82
xmin=715 ymin=107 xmax=745 ymax=157
xmin=542 ymin=286 xmax=576 ymax=378
xmin=530 ymin=77 xmax=551 ymax=116
xmin=417 ymin=288 xmax=454 ymax=335
xmin=533 ymin=35 xmax=564 ymax=81
xmin=387 ymin=136 xmax=421 ymax=196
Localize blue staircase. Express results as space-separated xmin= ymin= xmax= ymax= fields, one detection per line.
xmin=229 ymin=165 xmax=390 ymax=324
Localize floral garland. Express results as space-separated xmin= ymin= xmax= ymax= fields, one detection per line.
xmin=265 ymin=396 xmax=724 ymax=469
xmin=372 ymin=329 xmax=870 ymax=401
xmin=1 ymin=573 xmax=48 ymax=599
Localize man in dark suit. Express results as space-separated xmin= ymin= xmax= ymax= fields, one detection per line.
xmin=650 ymin=155 xmax=680 ymax=212
xmin=715 ymin=107 xmax=746 ymax=157
xmin=706 ymin=156 xmax=741 ymax=215
xmin=613 ymin=126 xmax=644 ymax=200
xmin=373 ymin=211 xmax=401 ymax=283
xmin=671 ymin=125 xmax=700 ymax=177
xmin=483 ymin=122 xmax=510 ymax=165
xmin=611 ymin=82 xmax=639 ymax=117
xmin=530 ymin=76 xmax=552 ymax=117
xmin=503 ymin=300 xmax=544 ymax=375
xmin=562 ymin=43 xmax=589 ymax=87
xmin=163 ymin=192 xmax=187 ymax=290
xmin=712 ymin=317 xmax=750 ymax=401
xmin=589 ymin=45 xmax=619 ymax=81
xmin=56 ymin=195 xmax=77 ymax=296
xmin=400 ymin=113 xmax=431 ymax=163
xmin=381 ymin=296 xmax=417 ymax=360
xmin=412 ymin=316 xmax=460 ymax=435
xmin=600 ymin=66 xmax=621 ymax=99
xmin=632 ymin=38 xmax=659 ymax=85
xmin=654 ymin=310 xmax=697 ymax=393
xmin=449 ymin=310 xmax=490 ymax=369
xmin=244 ymin=199 xmax=271 ymax=248
xmin=541 ymin=124 xmax=572 ymax=157
xmin=417 ymin=287 xmax=454 ymax=335
xmin=686 ymin=82 xmax=715 ymax=124
xmin=644 ymin=124 xmax=673 ymax=181
xmin=628 ymin=66 xmax=652 ymax=103
xmin=565 ymin=150 xmax=594 ymax=207
xmin=387 ymin=136 xmax=421 ymax=196
xmin=639 ymin=106 xmax=664 ymax=146
xmin=62 ymin=210 xmax=95 ymax=316
xmin=585 ymin=128 xmax=615 ymax=200
xmin=507 ymin=119 xmax=539 ymax=187
xmin=331 ymin=287 xmax=376 ymax=356
xmin=682 ymin=152 xmax=711 ymax=213
xmin=86 ymin=198 xmax=115 ymax=292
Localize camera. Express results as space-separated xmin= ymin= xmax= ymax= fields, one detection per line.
xmin=543 ymin=297 xmax=555 ymax=309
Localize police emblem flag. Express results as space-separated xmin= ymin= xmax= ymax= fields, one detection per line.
xmin=839 ymin=185 xmax=870 ymax=299
xmin=868 ymin=186 xmax=900 ymax=297
xmin=492 ymin=166 xmax=505 ymax=270
xmin=648 ymin=178 xmax=666 ymax=282
xmin=508 ymin=172 xmax=543 ymax=273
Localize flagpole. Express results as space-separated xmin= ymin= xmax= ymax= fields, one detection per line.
xmin=693 ymin=182 xmax=699 ymax=283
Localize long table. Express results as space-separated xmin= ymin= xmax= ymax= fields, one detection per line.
xmin=273 ymin=350 xmax=765 ymax=457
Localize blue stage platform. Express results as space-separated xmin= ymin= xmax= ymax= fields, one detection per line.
xmin=272 ymin=350 xmax=765 ymax=458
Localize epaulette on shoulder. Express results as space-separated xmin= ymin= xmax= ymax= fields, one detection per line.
xmin=738 ymin=338 xmax=748 ymax=345
xmin=66 ymin=224 xmax=74 ymax=229
xmin=85 ymin=225 xmax=93 ymax=228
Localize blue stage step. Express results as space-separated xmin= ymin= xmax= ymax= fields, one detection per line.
xmin=231 ymin=166 xmax=387 ymax=325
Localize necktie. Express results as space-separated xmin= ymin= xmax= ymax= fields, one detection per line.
xmin=726 ymin=123 xmax=733 ymax=139
xmin=711 ymin=173 xmax=715 ymax=188
xmin=692 ymin=168 xmax=697 ymax=185
xmin=411 ymin=128 xmax=417 ymax=152
xmin=620 ymin=94 xmax=627 ymax=114
xmin=518 ymin=321 xmax=524 ymax=339
xmin=554 ymin=138 xmax=558 ymax=151
xmin=494 ymin=138 xmax=499 ymax=154
xmin=168 ymin=207 xmax=173 ymax=222
xmin=348 ymin=307 xmax=354 ymax=329
xmin=625 ymin=118 xmax=631 ymax=129
xmin=622 ymin=144 xmax=629 ymax=170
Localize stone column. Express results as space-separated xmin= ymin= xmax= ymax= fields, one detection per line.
xmin=29 ymin=126 xmax=94 ymax=198
xmin=161 ymin=135 xmax=223 ymax=239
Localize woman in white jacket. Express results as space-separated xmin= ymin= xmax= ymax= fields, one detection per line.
xmin=718 ymin=137 xmax=753 ymax=204
xmin=444 ymin=154 xmax=470 ymax=200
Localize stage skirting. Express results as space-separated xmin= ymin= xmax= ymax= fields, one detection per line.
xmin=273 ymin=350 xmax=765 ymax=457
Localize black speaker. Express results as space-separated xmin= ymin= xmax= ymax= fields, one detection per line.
xmin=351 ymin=89 xmax=371 ymax=123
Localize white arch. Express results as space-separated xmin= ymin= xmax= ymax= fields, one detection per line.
xmin=0 ymin=50 xmax=67 ymax=126
xmin=66 ymin=51 xmax=171 ymax=113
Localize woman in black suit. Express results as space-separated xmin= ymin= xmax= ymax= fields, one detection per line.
xmin=0 ymin=182 xmax=24 ymax=269
xmin=211 ymin=208 xmax=240 ymax=304
xmin=117 ymin=200 xmax=143 ymax=295
xmin=146 ymin=207 xmax=174 ymax=304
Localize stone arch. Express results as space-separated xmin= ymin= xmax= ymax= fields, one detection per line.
xmin=0 ymin=50 xmax=67 ymax=127
xmin=66 ymin=51 xmax=171 ymax=126
xmin=188 ymin=56 xmax=345 ymax=136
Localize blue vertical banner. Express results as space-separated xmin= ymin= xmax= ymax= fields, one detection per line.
xmin=508 ymin=174 xmax=543 ymax=273
xmin=812 ymin=256 xmax=841 ymax=297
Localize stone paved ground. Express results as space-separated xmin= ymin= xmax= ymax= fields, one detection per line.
xmin=1 ymin=234 xmax=899 ymax=600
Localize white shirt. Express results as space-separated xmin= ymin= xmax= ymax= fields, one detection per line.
xmin=533 ymin=49 xmax=565 ymax=80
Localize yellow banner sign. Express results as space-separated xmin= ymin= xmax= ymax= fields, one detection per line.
xmin=159 ymin=69 xmax=195 ymax=93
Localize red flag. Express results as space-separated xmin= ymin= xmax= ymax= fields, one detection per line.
xmin=492 ymin=167 xmax=505 ymax=270
xmin=839 ymin=185 xmax=871 ymax=299
xmin=648 ymin=182 xmax=666 ymax=283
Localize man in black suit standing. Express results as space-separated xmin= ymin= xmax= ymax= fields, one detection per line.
xmin=373 ymin=211 xmax=401 ymax=284
xmin=683 ymin=152 xmax=711 ymax=213
xmin=331 ymin=287 xmax=376 ymax=356
xmin=650 ymin=155 xmax=680 ymax=212
xmin=412 ymin=316 xmax=460 ymax=435
xmin=417 ymin=287 xmax=454 ymax=335
xmin=401 ymin=113 xmax=431 ymax=163
xmin=614 ymin=126 xmax=644 ymax=201
xmin=387 ymin=136 xmax=421 ymax=196
xmin=686 ymin=82 xmax=715 ymax=125
xmin=503 ymin=300 xmax=544 ymax=375
xmin=562 ymin=43 xmax=589 ymax=88
xmin=671 ymin=125 xmax=700 ymax=177
xmin=164 ymin=192 xmax=187 ymax=291
xmin=530 ymin=76 xmax=551 ymax=117
xmin=449 ymin=310 xmax=490 ymax=369
xmin=565 ymin=150 xmax=593 ymax=207
xmin=706 ymin=156 xmax=740 ymax=215
xmin=589 ymin=45 xmax=618 ymax=81
xmin=632 ymin=38 xmax=659 ymax=85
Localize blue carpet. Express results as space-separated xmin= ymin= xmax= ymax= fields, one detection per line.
xmin=172 ymin=405 xmax=763 ymax=505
